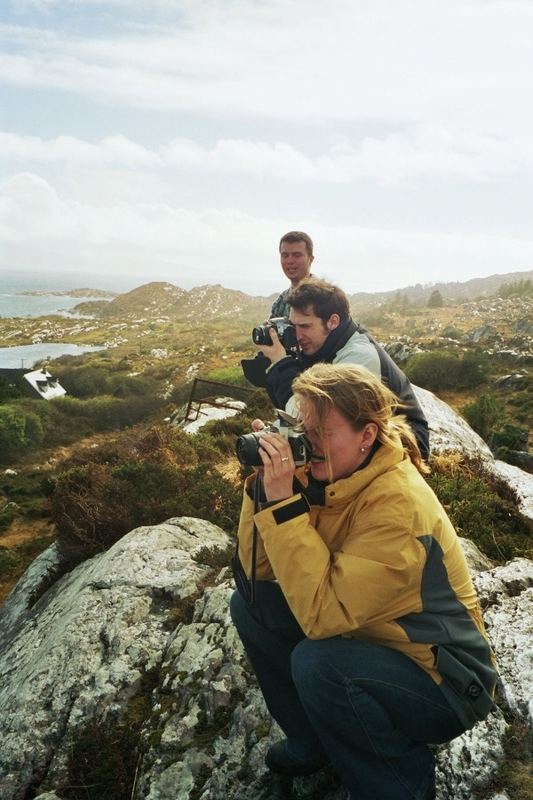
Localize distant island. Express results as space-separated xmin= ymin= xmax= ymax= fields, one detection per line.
xmin=20 ymin=288 xmax=117 ymax=299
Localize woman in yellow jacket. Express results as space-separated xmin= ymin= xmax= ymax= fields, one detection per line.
xmin=230 ymin=363 xmax=497 ymax=800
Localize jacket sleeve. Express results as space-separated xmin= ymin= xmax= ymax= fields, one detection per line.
xmin=254 ymin=487 xmax=425 ymax=639
xmin=333 ymin=336 xmax=381 ymax=377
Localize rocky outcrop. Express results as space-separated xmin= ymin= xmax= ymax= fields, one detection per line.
xmin=0 ymin=517 xmax=531 ymax=800
xmin=1 ymin=389 xmax=532 ymax=800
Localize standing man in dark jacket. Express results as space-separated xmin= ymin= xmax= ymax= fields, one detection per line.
xmin=257 ymin=278 xmax=430 ymax=460
xmin=270 ymin=231 xmax=315 ymax=318
xmin=242 ymin=231 xmax=315 ymax=388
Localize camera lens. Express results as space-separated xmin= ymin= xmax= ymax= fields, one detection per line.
xmin=252 ymin=325 xmax=272 ymax=346
xmin=235 ymin=432 xmax=263 ymax=466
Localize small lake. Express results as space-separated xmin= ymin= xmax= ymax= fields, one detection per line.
xmin=0 ymin=343 xmax=106 ymax=370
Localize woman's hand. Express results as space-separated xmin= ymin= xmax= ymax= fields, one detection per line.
xmin=258 ymin=432 xmax=295 ymax=503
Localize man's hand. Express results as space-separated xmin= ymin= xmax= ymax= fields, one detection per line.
xmin=255 ymin=327 xmax=288 ymax=365
xmin=258 ymin=432 xmax=295 ymax=503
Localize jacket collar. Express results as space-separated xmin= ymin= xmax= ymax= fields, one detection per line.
xmin=299 ymin=317 xmax=357 ymax=367
xmin=296 ymin=435 xmax=407 ymax=507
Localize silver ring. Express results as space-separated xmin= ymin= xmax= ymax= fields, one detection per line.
xmin=281 ymin=456 xmax=289 ymax=462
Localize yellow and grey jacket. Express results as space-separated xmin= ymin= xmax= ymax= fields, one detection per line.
xmin=237 ymin=437 xmax=497 ymax=730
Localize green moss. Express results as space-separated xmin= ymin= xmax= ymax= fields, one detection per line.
xmin=191 ymin=542 xmax=234 ymax=570
xmin=254 ymin=721 xmax=271 ymax=740
xmin=61 ymin=668 xmax=160 ymax=800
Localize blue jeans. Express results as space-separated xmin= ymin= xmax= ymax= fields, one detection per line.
xmin=230 ymin=582 xmax=465 ymax=800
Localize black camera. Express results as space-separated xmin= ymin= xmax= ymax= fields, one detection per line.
xmin=252 ymin=316 xmax=298 ymax=350
xmin=236 ymin=412 xmax=311 ymax=468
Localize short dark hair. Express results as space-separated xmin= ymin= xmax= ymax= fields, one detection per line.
xmin=279 ymin=231 xmax=314 ymax=258
xmin=288 ymin=278 xmax=350 ymax=323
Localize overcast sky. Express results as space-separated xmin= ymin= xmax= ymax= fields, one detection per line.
xmin=1 ymin=0 xmax=533 ymax=296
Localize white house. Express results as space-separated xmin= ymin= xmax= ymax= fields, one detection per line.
xmin=23 ymin=369 xmax=67 ymax=401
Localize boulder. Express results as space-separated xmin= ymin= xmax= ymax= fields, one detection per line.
xmin=0 ymin=517 xmax=531 ymax=800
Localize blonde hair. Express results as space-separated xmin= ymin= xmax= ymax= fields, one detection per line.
xmin=292 ymin=363 xmax=429 ymax=475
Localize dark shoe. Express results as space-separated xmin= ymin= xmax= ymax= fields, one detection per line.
xmin=266 ymin=739 xmax=330 ymax=777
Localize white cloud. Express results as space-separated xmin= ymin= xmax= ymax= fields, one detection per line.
xmin=0 ymin=132 xmax=160 ymax=168
xmin=3 ymin=129 xmax=533 ymax=185
xmin=2 ymin=171 xmax=533 ymax=295
xmin=1 ymin=1 xmax=533 ymax=133
xmin=2 ymin=1 xmax=533 ymax=292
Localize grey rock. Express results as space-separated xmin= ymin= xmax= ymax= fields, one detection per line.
xmin=458 ymin=537 xmax=494 ymax=574
xmin=34 ymin=794 xmax=63 ymax=800
xmin=0 ymin=542 xmax=64 ymax=644
xmin=494 ymin=372 xmax=528 ymax=390
xmin=0 ymin=515 xmax=531 ymax=800
xmin=0 ymin=518 xmax=230 ymax=800
xmin=383 ymin=339 xmax=421 ymax=365
xmin=464 ymin=325 xmax=500 ymax=345
xmin=415 ymin=384 xmax=494 ymax=458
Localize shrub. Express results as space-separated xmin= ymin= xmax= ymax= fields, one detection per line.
xmin=54 ymin=394 xmax=163 ymax=431
xmin=456 ymin=349 xmax=489 ymax=389
xmin=0 ymin=376 xmax=20 ymax=403
xmin=52 ymin=441 xmax=242 ymax=564
xmin=462 ymin=394 xmax=506 ymax=442
xmin=427 ymin=455 xmax=532 ymax=562
xmin=22 ymin=411 xmax=45 ymax=448
xmin=498 ymin=278 xmax=533 ymax=298
xmin=442 ymin=325 xmax=462 ymax=340
xmin=427 ymin=289 xmax=444 ymax=308
xmin=405 ymin=349 xmax=489 ymax=392
xmin=56 ymin=364 xmax=158 ymax=399
xmin=0 ymin=406 xmax=28 ymax=461
xmin=404 ymin=351 xmax=461 ymax=391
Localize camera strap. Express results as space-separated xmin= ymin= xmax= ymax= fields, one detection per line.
xmin=231 ymin=474 xmax=261 ymax=606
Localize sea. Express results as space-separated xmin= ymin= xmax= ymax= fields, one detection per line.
xmin=0 ymin=268 xmax=139 ymax=369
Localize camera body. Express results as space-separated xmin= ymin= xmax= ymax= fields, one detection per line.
xmin=252 ymin=316 xmax=298 ymax=351
xmin=236 ymin=414 xmax=311 ymax=468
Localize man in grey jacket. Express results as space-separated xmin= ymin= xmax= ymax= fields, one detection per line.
xmin=257 ymin=277 xmax=430 ymax=460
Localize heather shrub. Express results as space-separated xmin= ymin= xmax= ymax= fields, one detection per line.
xmin=456 ymin=349 xmax=489 ymax=389
xmin=21 ymin=411 xmax=44 ymax=448
xmin=462 ymin=394 xmax=506 ymax=442
xmin=54 ymin=461 xmax=240 ymax=563
xmin=54 ymin=394 xmax=163 ymax=431
xmin=51 ymin=424 xmax=242 ymax=564
xmin=0 ymin=406 xmax=28 ymax=461
xmin=56 ymin=363 xmax=157 ymax=399
xmin=427 ymin=455 xmax=532 ymax=562
xmin=406 ymin=349 xmax=488 ymax=392
xmin=0 ymin=405 xmax=45 ymax=462
xmin=405 ymin=351 xmax=461 ymax=391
